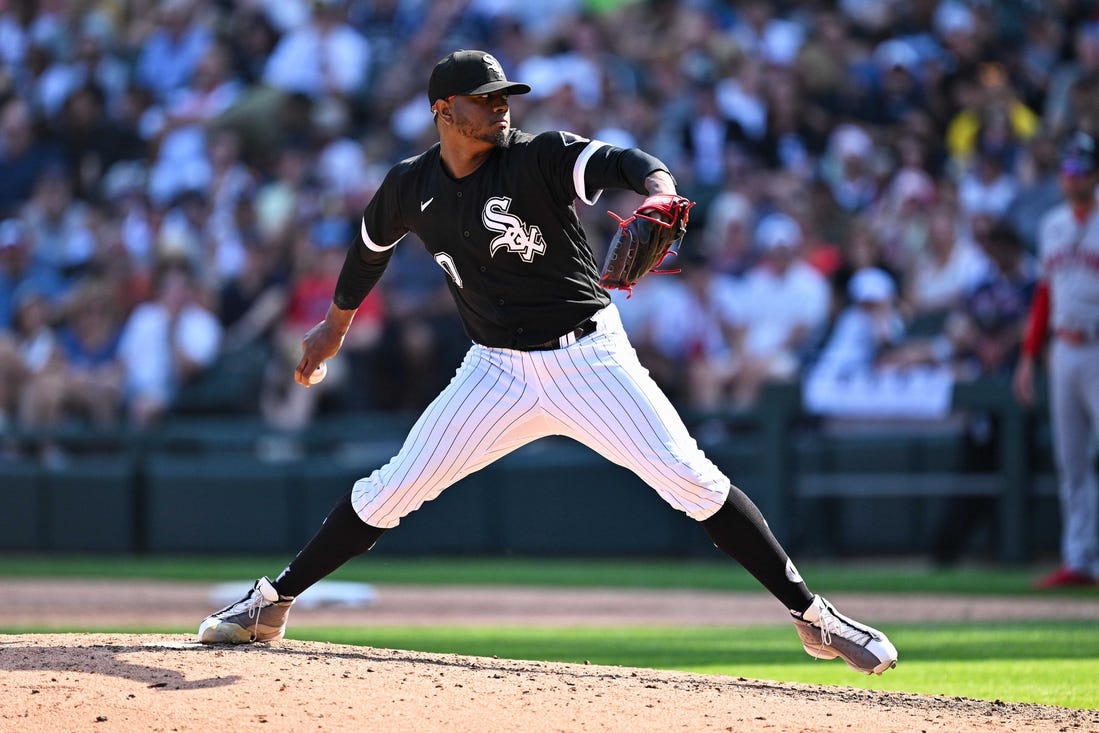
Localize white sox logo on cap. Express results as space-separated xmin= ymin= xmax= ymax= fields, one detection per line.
xmin=427 ymin=49 xmax=531 ymax=104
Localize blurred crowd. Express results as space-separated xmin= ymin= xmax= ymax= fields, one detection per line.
xmin=0 ymin=0 xmax=1095 ymax=457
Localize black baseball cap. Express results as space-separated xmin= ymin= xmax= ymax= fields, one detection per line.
xmin=427 ymin=50 xmax=531 ymax=105
xmin=1060 ymin=130 xmax=1097 ymax=175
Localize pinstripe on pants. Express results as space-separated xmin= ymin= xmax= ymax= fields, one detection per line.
xmin=351 ymin=304 xmax=731 ymax=528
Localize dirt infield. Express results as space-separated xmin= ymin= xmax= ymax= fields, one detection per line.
xmin=8 ymin=578 xmax=1099 ymax=629
xmin=3 ymin=580 xmax=1098 ymax=732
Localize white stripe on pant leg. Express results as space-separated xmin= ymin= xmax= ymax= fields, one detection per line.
xmin=354 ymin=347 xmax=523 ymax=527
xmin=538 ymin=311 xmax=729 ymax=520
xmin=562 ymin=340 xmax=728 ymax=518
xmin=385 ymin=348 xmax=510 ymax=506
xmin=536 ymin=322 xmax=665 ymax=488
xmin=352 ymin=346 xmax=541 ymax=528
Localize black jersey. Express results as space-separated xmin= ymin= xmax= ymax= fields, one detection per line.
xmin=357 ymin=129 xmax=653 ymax=349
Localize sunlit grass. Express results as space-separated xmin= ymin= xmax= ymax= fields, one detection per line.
xmin=4 ymin=555 xmax=1097 ymax=709
xmin=280 ymin=622 xmax=1099 ymax=710
xmin=0 ymin=554 xmax=1075 ymax=595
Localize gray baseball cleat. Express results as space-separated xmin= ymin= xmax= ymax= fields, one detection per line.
xmin=197 ymin=577 xmax=294 ymax=644
xmin=791 ymin=595 xmax=898 ymax=675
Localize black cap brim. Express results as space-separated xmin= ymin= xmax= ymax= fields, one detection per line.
xmin=427 ymin=50 xmax=533 ymax=104
xmin=451 ymin=80 xmax=531 ymax=99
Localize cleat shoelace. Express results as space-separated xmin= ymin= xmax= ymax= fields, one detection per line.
xmin=815 ymin=607 xmax=872 ymax=648
xmin=245 ymin=589 xmax=266 ymax=639
xmin=214 ymin=586 xmax=267 ymax=640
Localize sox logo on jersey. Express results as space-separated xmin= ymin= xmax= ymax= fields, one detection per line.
xmin=483 ymin=196 xmax=547 ymax=262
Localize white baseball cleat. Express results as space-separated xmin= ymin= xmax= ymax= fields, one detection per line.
xmin=791 ymin=595 xmax=898 ymax=675
xmin=198 ymin=577 xmax=294 ymax=644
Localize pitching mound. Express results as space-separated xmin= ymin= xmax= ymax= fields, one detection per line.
xmin=3 ymin=633 xmax=1094 ymax=732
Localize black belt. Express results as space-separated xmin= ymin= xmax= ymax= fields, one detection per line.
xmin=516 ymin=319 xmax=598 ymax=351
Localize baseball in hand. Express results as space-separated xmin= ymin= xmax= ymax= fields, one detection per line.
xmin=308 ymin=362 xmax=328 ymax=385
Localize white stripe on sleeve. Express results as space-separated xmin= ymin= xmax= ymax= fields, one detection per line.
xmin=573 ymin=140 xmax=607 ymax=206
xmin=362 ymin=218 xmax=404 ymax=252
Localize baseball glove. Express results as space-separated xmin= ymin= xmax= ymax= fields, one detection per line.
xmin=598 ymin=193 xmax=696 ymax=296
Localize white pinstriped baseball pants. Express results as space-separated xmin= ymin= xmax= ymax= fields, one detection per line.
xmin=351 ymin=304 xmax=731 ymax=528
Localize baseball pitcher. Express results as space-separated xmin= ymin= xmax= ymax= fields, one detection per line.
xmin=197 ymin=50 xmax=897 ymax=675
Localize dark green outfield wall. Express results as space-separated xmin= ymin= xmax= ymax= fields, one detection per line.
xmin=0 ymin=381 xmax=1061 ymax=562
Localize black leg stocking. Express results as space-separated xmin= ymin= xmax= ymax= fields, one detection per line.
xmin=701 ymin=486 xmax=814 ymax=613
xmin=273 ymin=492 xmax=385 ymax=598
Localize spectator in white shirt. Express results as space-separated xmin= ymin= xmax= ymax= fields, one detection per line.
xmin=262 ymin=0 xmax=371 ymax=100
xmin=903 ymin=207 xmax=989 ymax=319
xmin=147 ymin=42 xmax=243 ymax=208
xmin=956 ymin=143 xmax=1020 ymax=222
xmin=813 ymin=266 xmax=905 ymax=377
xmin=117 ymin=259 xmax=222 ymax=426
xmin=133 ymin=0 xmax=213 ymax=103
xmin=725 ymin=212 xmax=832 ymax=407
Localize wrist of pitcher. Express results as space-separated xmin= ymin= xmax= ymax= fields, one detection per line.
xmin=324 ymin=302 xmax=357 ymax=338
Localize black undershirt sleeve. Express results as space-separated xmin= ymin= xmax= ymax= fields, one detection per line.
xmin=583 ymin=145 xmax=674 ymax=196
xmin=332 ymin=232 xmax=393 ymax=311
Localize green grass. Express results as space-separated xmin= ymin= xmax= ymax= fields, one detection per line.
xmin=286 ymin=623 xmax=1099 ymax=710
xmin=4 ymin=555 xmax=1098 ymax=709
xmin=0 ymin=554 xmax=1081 ymax=595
